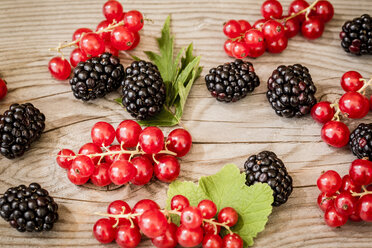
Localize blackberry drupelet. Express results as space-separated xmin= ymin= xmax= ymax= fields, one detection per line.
xmin=340 ymin=14 xmax=372 ymax=55
xmin=69 ymin=53 xmax=125 ymax=101
xmin=0 ymin=183 xmax=58 ymax=232
xmin=204 ymin=59 xmax=260 ymax=102
xmin=266 ymin=64 xmax=317 ymax=118
xmin=349 ymin=123 xmax=372 ymax=160
xmin=121 ymin=60 xmax=166 ymax=120
xmin=244 ymin=151 xmax=293 ymax=206
xmin=0 ymin=103 xmax=45 ymax=159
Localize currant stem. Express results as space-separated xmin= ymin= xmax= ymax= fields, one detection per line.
xmin=357 ymin=78 xmax=372 ymax=95
xmin=284 ymin=0 xmax=320 ymax=22
xmin=330 ymin=103 xmax=341 ymax=121
xmin=352 ymin=185 xmax=372 ymax=197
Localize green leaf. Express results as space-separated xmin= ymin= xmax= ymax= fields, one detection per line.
xmin=137 ymin=107 xmax=179 ymax=127
xmin=114 ymin=97 xmax=124 ymax=107
xmin=130 ymin=54 xmax=142 ymax=61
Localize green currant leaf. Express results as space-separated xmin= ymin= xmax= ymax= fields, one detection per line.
xmin=114 ymin=97 xmax=124 ymax=107
xmin=137 ymin=107 xmax=179 ymax=127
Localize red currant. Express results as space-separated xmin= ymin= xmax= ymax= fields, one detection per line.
xmin=56 ymin=149 xmax=75 ymax=169
xmin=154 ymin=155 xmax=180 ymax=183
xmin=317 ymin=192 xmax=335 ymax=212
xmin=176 ymin=225 xmax=203 ymax=247
xmin=224 ymin=39 xmax=235 ymax=57
xmin=71 ymin=155 xmax=95 ymax=177
xmin=130 ymin=156 xmax=153 ymax=185
xmin=93 ymin=218 xmax=116 ymax=244
xmin=349 ymin=159 xmax=372 ymax=186
xmin=103 ymin=0 xmax=124 ymax=22
xmin=132 ymin=199 xmax=160 ymax=224
xmin=266 ymin=36 xmax=288 ymax=53
xmin=115 ymin=224 xmax=142 ymax=248
xmin=357 ymin=194 xmax=372 ymax=222
xmin=217 ymin=207 xmax=238 ymax=227
xmin=321 ymin=121 xmax=350 ymax=148
xmin=96 ymin=20 xmax=111 ymax=42
xmin=223 ymin=20 xmax=242 ymax=38
xmin=222 ymin=233 xmax=243 ymax=248
xmin=104 ymin=145 xmax=130 ymax=164
xmin=203 ymin=222 xmax=221 ymax=235
xmin=288 ymin=0 xmax=310 ymax=23
xmin=104 ymin=40 xmax=119 ymax=56
xmin=238 ymin=20 xmax=251 ymax=33
xmin=79 ymin=143 xmax=102 ymax=164
xmin=91 ymin=121 xmax=115 ymax=147
xmin=282 ymin=17 xmax=300 ymax=38
xmin=129 ymin=31 xmax=140 ymax=50
xmin=324 ymin=205 xmax=348 ymax=227
xmin=151 ymin=222 xmax=178 ymax=248
xmin=253 ymin=19 xmax=266 ymax=30
xmin=111 ymin=26 xmax=135 ymax=50
xmin=317 ymin=170 xmax=342 ymax=194
xmin=202 ymin=234 xmax=223 ymax=248
xmin=181 ymin=206 xmax=203 ymax=229
xmin=198 ymin=200 xmax=217 ymax=219
xmin=108 ymin=200 xmax=131 ymax=226
xmin=340 ymin=174 xmax=362 ymax=193
xmin=138 ymin=209 xmax=168 ymax=238
xmin=349 ymin=211 xmax=362 ymax=222
xmin=116 ymin=120 xmax=142 ymax=148
xmin=244 ymin=29 xmax=266 ymax=58
xmin=313 ymin=0 xmax=334 ymax=23
xmin=301 ymin=17 xmax=325 ymax=40
xmin=231 ymin=41 xmax=248 ymax=59
xmin=340 ymin=71 xmax=363 ymax=92
xmin=67 ymin=167 xmax=89 ymax=185
xmin=109 ymin=160 xmax=137 ymax=185
xmin=124 ymin=10 xmax=144 ymax=32
xmin=166 ymin=129 xmax=192 ymax=157
xmin=263 ymin=20 xmax=285 ymax=41
xmin=339 ymin=91 xmax=369 ymax=119
xmin=90 ymin=163 xmax=111 ymax=187
xmin=72 ymin=28 xmax=92 ymax=41
xmin=334 ymin=192 xmax=357 ymax=216
xmin=48 ymin=57 xmax=71 ymax=80
xmin=311 ymin=101 xmax=335 ymax=124
xmin=80 ymin=33 xmax=105 ymax=57
xmin=139 ymin=126 xmax=164 ymax=154
xmin=0 ymin=79 xmax=7 ymax=100
xmin=69 ymin=48 xmax=88 ymax=67
xmin=171 ymin=195 xmax=190 ymax=211
xmin=261 ymin=0 xmax=283 ymax=20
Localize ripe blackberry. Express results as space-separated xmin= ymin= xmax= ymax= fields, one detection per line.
xmin=266 ymin=64 xmax=317 ymax=118
xmin=0 ymin=183 xmax=58 ymax=232
xmin=121 ymin=60 xmax=166 ymax=120
xmin=205 ymin=59 xmax=260 ymax=102
xmin=69 ymin=53 xmax=125 ymax=101
xmin=0 ymin=103 xmax=45 ymax=159
xmin=340 ymin=14 xmax=372 ymax=55
xmin=244 ymin=151 xmax=293 ymax=206
xmin=349 ymin=123 xmax=372 ymax=160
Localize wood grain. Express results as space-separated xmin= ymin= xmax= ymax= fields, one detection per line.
xmin=0 ymin=0 xmax=372 ymax=247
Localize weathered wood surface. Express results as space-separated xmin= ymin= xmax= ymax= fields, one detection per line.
xmin=0 ymin=0 xmax=372 ymax=247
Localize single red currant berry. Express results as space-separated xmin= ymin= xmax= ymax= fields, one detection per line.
xmin=103 ymin=0 xmax=124 ymax=22
xmin=181 ymin=206 xmax=203 ymax=229
xmin=104 ymin=145 xmax=130 ymax=164
xmin=70 ymin=48 xmax=88 ymax=67
xmin=301 ymin=17 xmax=325 ymax=40
xmin=324 ymin=205 xmax=348 ymax=227
xmin=67 ymin=167 xmax=89 ymax=185
xmin=317 ymin=192 xmax=335 ymax=212
xmin=96 ymin=20 xmax=111 ymax=42
xmin=139 ymin=126 xmax=164 ymax=154
xmin=339 ymin=91 xmax=370 ymax=119
xmin=93 ymin=218 xmax=116 ymax=244
xmin=166 ymin=129 xmax=192 ymax=157
xmin=238 ymin=20 xmax=251 ymax=33
xmin=317 ymin=170 xmax=342 ymax=194
xmin=151 ymin=222 xmax=178 ymax=248
xmin=349 ymin=159 xmax=372 ymax=185
xmin=244 ymin=29 xmax=266 ymax=58
xmin=72 ymin=28 xmax=92 ymax=41
xmin=321 ymin=121 xmax=350 ymax=148
xmin=130 ymin=156 xmax=153 ymax=185
xmin=224 ymin=39 xmax=235 ymax=57
xmin=171 ymin=195 xmax=190 ymax=211
xmin=313 ymin=0 xmax=334 ymax=23
xmin=80 ymin=33 xmax=105 ymax=57
xmin=222 ymin=233 xmax=243 ymax=248
xmin=124 ymin=10 xmax=144 ymax=32
xmin=111 ymin=26 xmax=135 ymax=50
xmin=232 ymin=41 xmax=248 ymax=59
xmin=56 ymin=149 xmax=75 ymax=169
xmin=107 ymin=200 xmax=131 ymax=226
xmin=266 ymin=36 xmax=288 ymax=53
xmin=202 ymin=234 xmax=223 ymax=248
xmin=0 ymin=78 xmax=7 ymax=100
xmin=340 ymin=174 xmax=362 ymax=193
xmin=311 ymin=101 xmax=335 ymax=124
xmin=253 ymin=19 xmax=266 ymax=30
xmin=116 ymin=120 xmax=142 ymax=148
xmin=109 ymin=160 xmax=137 ymax=185
xmin=79 ymin=143 xmax=102 ymax=164
xmin=349 ymin=211 xmax=362 ymax=222
xmin=139 ymin=209 xmax=168 ymax=238
xmin=261 ymin=0 xmax=283 ymax=20
xmin=104 ymin=40 xmax=119 ymax=56
xmin=288 ymin=0 xmax=310 ymax=23
xmin=90 ymin=163 xmax=111 ymax=187
xmin=357 ymin=194 xmax=372 ymax=222
xmin=203 ymin=222 xmax=221 ymax=235
xmin=129 ymin=31 xmax=141 ymax=50
xmin=198 ymin=200 xmax=217 ymax=219
xmin=132 ymin=199 xmax=160 ymax=225
xmin=70 ymin=155 xmax=95 ymax=177
xmin=223 ymin=20 xmax=242 ymax=38
xmin=217 ymin=207 xmax=238 ymax=227
xmin=282 ymin=17 xmax=300 ymax=38
xmin=340 ymin=71 xmax=363 ymax=92
xmin=48 ymin=57 xmax=71 ymax=80
xmin=115 ymin=224 xmax=142 ymax=248
xmin=263 ymin=20 xmax=285 ymax=41
xmin=154 ymin=155 xmax=180 ymax=183
xmin=176 ymin=225 xmax=204 ymax=247
xmin=334 ymin=191 xmax=357 ymax=216
xmin=91 ymin=121 xmax=116 ymax=147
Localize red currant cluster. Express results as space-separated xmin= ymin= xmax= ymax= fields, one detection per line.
xmin=317 ymin=159 xmax=372 ymax=227
xmin=223 ymin=0 xmax=334 ymax=58
xmin=48 ymin=0 xmax=144 ymax=81
xmin=56 ymin=120 xmax=192 ymax=186
xmin=93 ymin=195 xmax=243 ymax=248
xmin=311 ymin=71 xmax=372 ymax=147
xmin=0 ymin=78 xmax=7 ymax=100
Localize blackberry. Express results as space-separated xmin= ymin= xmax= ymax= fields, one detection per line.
xmin=0 ymin=103 xmax=45 ymax=159
xmin=340 ymin=14 xmax=372 ymax=55
xmin=244 ymin=151 xmax=293 ymax=206
xmin=0 ymin=183 xmax=58 ymax=232
xmin=69 ymin=53 xmax=125 ymax=101
xmin=205 ymin=59 xmax=260 ymax=102
xmin=349 ymin=123 xmax=372 ymax=160
xmin=121 ymin=60 xmax=166 ymax=120
xmin=266 ymin=64 xmax=317 ymax=118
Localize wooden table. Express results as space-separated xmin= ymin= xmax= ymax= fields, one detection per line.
xmin=0 ymin=0 xmax=371 ymax=247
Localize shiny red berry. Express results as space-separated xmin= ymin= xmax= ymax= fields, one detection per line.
xmin=103 ymin=145 xmax=130 ymax=164
xmin=202 ymin=234 xmax=223 ymax=248
xmin=231 ymin=41 xmax=248 ymax=59
xmin=197 ymin=200 xmax=217 ymax=219
xmin=282 ymin=17 xmax=300 ymax=38
xmin=56 ymin=149 xmax=75 ymax=169
xmin=130 ymin=156 xmax=153 ymax=185
xmin=107 ymin=200 xmax=131 ymax=226
xmin=263 ymin=20 xmax=285 ymax=41
xmin=301 ymin=17 xmax=325 ymax=40
xmin=357 ymin=194 xmax=372 ymax=222
xmin=217 ymin=207 xmax=238 ymax=227
xmin=176 ymin=225 xmax=203 ymax=247
xmin=317 ymin=192 xmax=335 ymax=212
xmin=93 ymin=218 xmax=116 ymax=244
xmin=223 ymin=20 xmax=242 ymax=38
xmin=139 ymin=126 xmax=164 ymax=154
xmin=340 ymin=174 xmax=362 ymax=193
xmin=103 ymin=0 xmax=124 ymax=22
xmin=171 ymin=195 xmax=190 ymax=212
xmin=138 ymin=209 xmax=168 ymax=238
xmin=90 ymin=163 xmax=111 ymax=187
xmin=67 ymin=166 xmax=89 ymax=185
xmin=311 ymin=101 xmax=335 ymax=124
xmin=181 ymin=206 xmax=203 ymax=229
xmin=224 ymin=39 xmax=235 ymax=57
xmin=96 ymin=20 xmax=111 ymax=42
xmin=91 ymin=121 xmax=116 ymax=147
xmin=349 ymin=159 xmax=372 ymax=186
xmin=154 ymin=155 xmax=180 ymax=183
xmin=244 ymin=29 xmax=266 ymax=58
xmin=253 ymin=19 xmax=266 ymax=30
xmin=48 ymin=57 xmax=71 ymax=80
xmin=266 ymin=36 xmax=288 ymax=53
xmin=123 ymin=10 xmax=144 ymax=32
xmin=203 ymin=222 xmax=221 ymax=235
xmin=321 ymin=121 xmax=350 ymax=148
xmin=132 ymin=199 xmax=160 ymax=225
xmin=79 ymin=33 xmax=105 ymax=57
xmin=70 ymin=155 xmax=95 ymax=178
xmin=288 ymin=0 xmax=310 ymax=22
xmin=129 ymin=31 xmax=141 ymax=50
xmin=109 ymin=160 xmax=137 ymax=185
xmin=79 ymin=143 xmax=102 ymax=164
xmin=115 ymin=224 xmax=142 ymax=248
xmin=116 ymin=120 xmax=142 ymax=148
xmin=72 ymin=28 xmax=92 ymax=41
xmin=313 ymin=0 xmax=334 ymax=23
xmin=261 ymin=0 xmax=283 ymax=20
xmin=238 ymin=20 xmax=251 ymax=33
xmin=151 ymin=222 xmax=178 ymax=248
xmin=324 ymin=205 xmax=348 ymax=227
xmin=0 ymin=79 xmax=7 ymax=100
xmin=317 ymin=170 xmax=342 ymax=194
xmin=104 ymin=40 xmax=119 ymax=56
xmin=340 ymin=71 xmax=363 ymax=92
xmin=339 ymin=91 xmax=369 ymax=119
xmin=70 ymin=48 xmax=88 ymax=67
xmin=334 ymin=191 xmax=357 ymax=216
xmin=222 ymin=233 xmax=243 ymax=248
xmin=111 ymin=26 xmax=135 ymax=50
xmin=166 ymin=129 xmax=192 ymax=157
